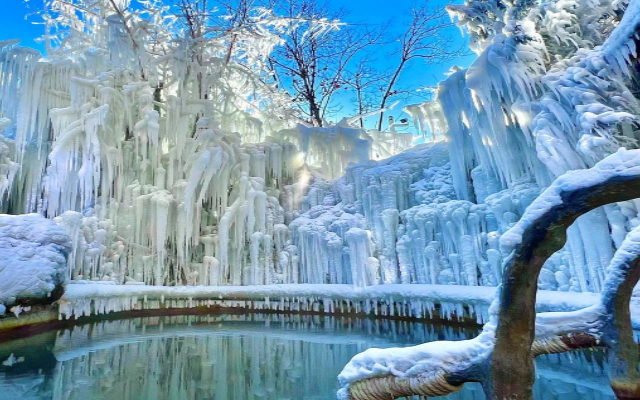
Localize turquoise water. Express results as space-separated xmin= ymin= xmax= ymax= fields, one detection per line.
xmin=0 ymin=314 xmax=615 ymax=400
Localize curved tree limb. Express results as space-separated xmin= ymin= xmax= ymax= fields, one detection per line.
xmin=492 ymin=156 xmax=640 ymax=399
xmin=338 ymin=148 xmax=640 ymax=400
xmin=599 ymin=229 xmax=640 ymax=399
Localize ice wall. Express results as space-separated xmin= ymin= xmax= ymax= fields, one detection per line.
xmin=285 ymin=0 xmax=640 ymax=292
xmin=2 ymin=0 xmax=640 ymax=295
xmin=279 ymin=121 xmax=371 ymax=181
xmin=438 ymin=0 xmax=640 ymax=292
xmin=0 ymin=6 xmax=413 ymax=288
xmin=286 ymin=141 xmax=548 ymax=288
xmin=410 ymin=0 xmax=640 ymax=293
xmin=35 ymin=79 xmax=306 ymax=286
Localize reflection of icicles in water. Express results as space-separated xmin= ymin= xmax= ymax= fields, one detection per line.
xmin=51 ymin=314 xmax=479 ymax=357
xmin=533 ymin=352 xmax=614 ymax=400
xmin=53 ymin=331 xmax=358 ymax=399
xmin=0 ymin=314 xmax=613 ymax=400
xmin=0 ymin=314 xmax=620 ymax=400
xmin=46 ymin=315 xmax=483 ymax=400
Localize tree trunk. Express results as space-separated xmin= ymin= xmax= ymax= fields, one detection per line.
xmin=357 ymin=88 xmax=364 ymax=128
xmin=493 ymin=176 xmax=640 ymax=400
xmin=377 ymin=60 xmax=404 ymax=131
xmin=602 ymin=255 xmax=640 ymax=399
xmin=309 ymin=99 xmax=323 ymax=127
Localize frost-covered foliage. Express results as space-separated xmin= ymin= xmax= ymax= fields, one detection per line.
xmin=0 ymin=214 xmax=71 ymax=314
xmin=0 ymin=1 xmax=414 ymax=287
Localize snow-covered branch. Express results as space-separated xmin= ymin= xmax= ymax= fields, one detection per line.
xmin=338 ymin=148 xmax=640 ymax=400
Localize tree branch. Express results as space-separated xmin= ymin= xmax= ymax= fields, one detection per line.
xmin=340 ymin=149 xmax=640 ymax=400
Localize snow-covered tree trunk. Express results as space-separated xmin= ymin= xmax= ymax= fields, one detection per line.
xmin=338 ymin=148 xmax=640 ymax=400
xmin=599 ymin=228 xmax=640 ymax=399
xmin=493 ymin=156 xmax=640 ymax=399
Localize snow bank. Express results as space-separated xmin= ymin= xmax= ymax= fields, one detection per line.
xmin=0 ymin=214 xmax=71 ymax=314
xmin=58 ymin=282 xmax=621 ymax=324
xmin=59 ymin=282 xmax=495 ymax=321
xmin=337 ymin=332 xmax=492 ymax=398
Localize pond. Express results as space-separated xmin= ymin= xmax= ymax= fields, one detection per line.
xmin=0 ymin=313 xmax=617 ymax=400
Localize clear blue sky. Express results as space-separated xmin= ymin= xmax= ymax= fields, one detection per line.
xmin=1 ymin=1 xmax=44 ymax=50
xmin=0 ymin=0 xmax=475 ymax=128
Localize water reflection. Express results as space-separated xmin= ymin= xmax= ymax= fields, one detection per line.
xmin=0 ymin=314 xmax=620 ymax=399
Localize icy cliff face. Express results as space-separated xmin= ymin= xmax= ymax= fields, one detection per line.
xmin=0 ymin=214 xmax=71 ymax=314
xmin=283 ymin=0 xmax=640 ymax=292
xmin=0 ymin=4 xmax=411 ymax=287
xmin=285 ymin=142 xmax=546 ymax=288
xmin=1 ymin=0 xmax=640 ymax=293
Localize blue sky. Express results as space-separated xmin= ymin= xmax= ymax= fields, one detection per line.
xmin=0 ymin=0 xmax=475 ymax=129
xmin=1 ymin=1 xmax=43 ymax=50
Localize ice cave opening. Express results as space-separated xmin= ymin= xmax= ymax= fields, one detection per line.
xmin=2 ymin=0 xmax=640 ymax=399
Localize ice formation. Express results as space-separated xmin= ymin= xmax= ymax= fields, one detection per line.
xmin=59 ymin=281 xmax=626 ymax=325
xmin=278 ymin=0 xmax=640 ymax=294
xmin=0 ymin=2 xmax=410 ymax=289
xmin=0 ymin=214 xmax=71 ymax=315
xmin=336 ymin=136 xmax=640 ymax=400
xmin=0 ymin=0 xmax=639 ymax=311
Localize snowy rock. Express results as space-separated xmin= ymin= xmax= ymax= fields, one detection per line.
xmin=0 ymin=214 xmax=72 ymax=308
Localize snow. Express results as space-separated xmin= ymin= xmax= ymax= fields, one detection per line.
xmin=1 ymin=2 xmax=640 ymax=398
xmin=500 ymin=148 xmax=640 ymax=255
xmin=58 ymin=281 xmax=628 ymax=325
xmin=0 ymin=0 xmax=638 ymax=342
xmin=337 ymin=335 xmax=490 ymax=397
xmin=0 ymin=214 xmax=71 ymax=313
xmin=59 ymin=282 xmax=495 ymax=321
xmin=601 ymin=220 xmax=640 ymax=307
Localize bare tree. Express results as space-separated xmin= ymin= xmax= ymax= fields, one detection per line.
xmin=375 ymin=3 xmax=468 ymax=131
xmin=172 ymin=0 xmax=213 ymax=99
xmin=268 ymin=0 xmax=382 ymax=127
xmin=341 ymin=59 xmax=391 ymax=128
